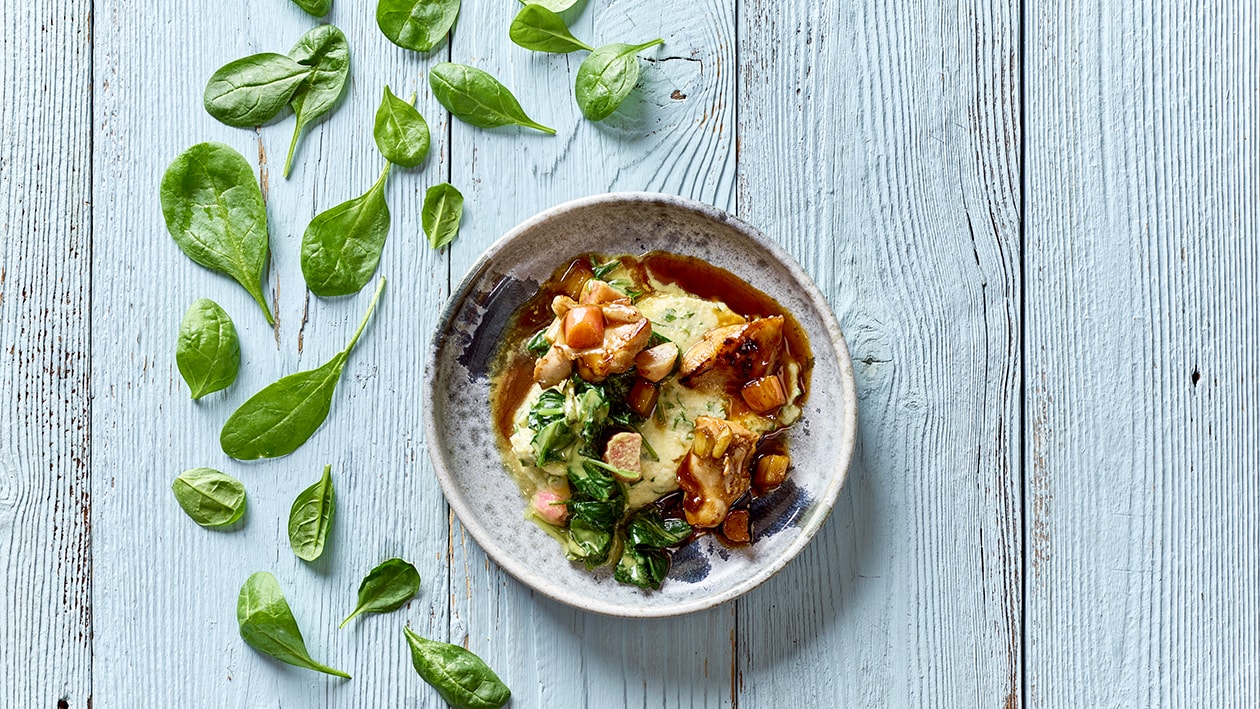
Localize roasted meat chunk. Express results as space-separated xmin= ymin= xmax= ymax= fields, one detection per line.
xmin=679 ymin=316 xmax=784 ymax=389
xmin=677 ymin=416 xmax=760 ymax=528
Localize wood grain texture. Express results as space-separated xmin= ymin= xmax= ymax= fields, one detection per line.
xmin=446 ymin=1 xmax=739 ymax=706
xmin=92 ymin=0 xmax=452 ymax=704
xmin=736 ymin=0 xmax=1023 ymax=705
xmin=0 ymin=2 xmax=94 ymax=707
xmin=1026 ymin=1 xmax=1260 ymax=705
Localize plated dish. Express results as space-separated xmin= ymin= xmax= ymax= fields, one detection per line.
xmin=425 ymin=193 xmax=857 ymax=617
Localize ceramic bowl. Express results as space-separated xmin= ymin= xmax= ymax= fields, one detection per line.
xmin=424 ymin=193 xmax=857 ymax=617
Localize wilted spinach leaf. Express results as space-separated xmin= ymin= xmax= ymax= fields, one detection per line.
xmin=403 ymin=627 xmax=511 ymax=709
xmin=237 ymin=571 xmax=350 ymax=678
xmin=171 ymin=468 xmax=246 ymax=528
xmin=374 ymin=86 xmax=430 ymax=168
xmin=288 ymin=464 xmax=335 ymax=561
xmin=203 ymin=53 xmax=310 ymax=127
xmin=429 ymin=62 xmax=556 ymax=134
xmin=422 ymin=182 xmax=464 ymax=249
xmin=575 ymin=39 xmax=664 ymax=121
xmin=625 ymin=507 xmax=691 ymax=548
xmin=377 ymin=0 xmax=460 ymax=53
xmin=160 ymin=142 xmax=274 ymax=324
xmin=509 ymin=5 xmax=592 ymax=53
xmin=565 ymin=518 xmax=613 ymax=567
xmin=340 ymin=558 xmax=420 ymax=628
xmin=220 ymin=278 xmax=385 ymax=459
xmin=285 ymin=24 xmax=351 ymax=177
xmin=176 ymin=298 xmax=240 ymax=399
xmin=301 ymin=162 xmax=392 ymax=297
xmin=614 ymin=544 xmax=670 ymax=590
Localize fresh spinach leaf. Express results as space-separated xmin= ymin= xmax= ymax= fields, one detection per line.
xmin=429 ymin=62 xmax=556 ymax=134
xmin=403 ymin=627 xmax=511 ymax=709
xmin=377 ymin=0 xmax=461 ymax=53
xmin=422 ymin=183 xmax=464 ymax=249
xmin=518 ymin=0 xmax=579 ymax=11
xmin=160 ymin=142 xmax=274 ymax=324
xmin=374 ymin=87 xmax=430 ymax=168
xmin=176 ymin=298 xmax=240 ymax=399
xmin=203 ymin=53 xmax=310 ymax=127
xmin=340 ymin=558 xmax=420 ymax=628
xmin=292 ymin=0 xmax=332 ymax=17
xmin=575 ymin=39 xmax=664 ymax=121
xmin=285 ymin=24 xmax=351 ymax=178
xmin=220 ymin=278 xmax=385 ymax=459
xmin=625 ymin=508 xmax=691 ymax=548
xmin=237 ymin=571 xmax=350 ymax=678
xmin=300 ymin=162 xmax=392 ymax=296
xmin=614 ymin=544 xmax=670 ymax=589
xmin=509 ymin=5 xmax=592 ymax=53
xmin=171 ymin=468 xmax=246 ymax=527
xmin=288 ymin=464 xmax=335 ymax=561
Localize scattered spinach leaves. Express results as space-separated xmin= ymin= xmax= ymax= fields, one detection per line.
xmin=171 ymin=468 xmax=246 ymax=528
xmin=220 ymin=278 xmax=386 ymax=459
xmin=301 ymin=161 xmax=393 ymax=297
xmin=288 ymin=464 xmax=336 ymax=561
xmin=575 ymin=39 xmax=664 ymax=121
xmin=203 ymin=53 xmax=310 ymax=127
xmin=509 ymin=5 xmax=592 ymax=53
xmin=377 ymin=0 xmax=461 ymax=53
xmin=237 ymin=571 xmax=350 ymax=678
xmin=374 ymin=87 xmax=430 ymax=168
xmin=176 ymin=298 xmax=240 ymax=399
xmin=160 ymin=142 xmax=274 ymax=324
xmin=422 ymin=182 xmax=464 ymax=249
xmin=285 ymin=24 xmax=351 ymax=177
xmin=429 ymin=62 xmax=556 ymax=134
xmin=292 ymin=0 xmax=332 ymax=17
xmin=403 ymin=627 xmax=511 ymax=709
xmin=340 ymin=558 xmax=421 ymax=628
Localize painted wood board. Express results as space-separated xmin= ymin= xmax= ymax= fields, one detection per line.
xmin=1025 ymin=1 xmax=1260 ymax=705
xmin=0 ymin=3 xmax=94 ymax=707
xmin=736 ymin=0 xmax=1023 ymax=705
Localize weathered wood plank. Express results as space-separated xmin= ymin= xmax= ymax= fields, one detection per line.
xmin=736 ymin=0 xmax=1023 ymax=705
xmin=446 ymin=0 xmax=739 ymax=706
xmin=0 ymin=2 xmax=94 ymax=706
xmin=1026 ymin=2 xmax=1260 ymax=704
xmin=92 ymin=1 xmax=452 ymax=704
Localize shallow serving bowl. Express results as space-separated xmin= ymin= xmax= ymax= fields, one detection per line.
xmin=424 ymin=193 xmax=857 ymax=617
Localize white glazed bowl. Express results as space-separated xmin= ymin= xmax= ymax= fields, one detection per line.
xmin=424 ymin=193 xmax=857 ymax=617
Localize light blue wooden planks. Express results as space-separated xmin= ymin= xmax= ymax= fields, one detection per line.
xmin=1026 ymin=1 xmax=1260 ymax=705
xmin=737 ymin=0 xmax=1023 ymax=705
xmin=0 ymin=2 xmax=93 ymax=706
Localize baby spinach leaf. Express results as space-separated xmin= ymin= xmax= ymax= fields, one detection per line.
xmin=238 ymin=571 xmax=350 ymax=678
xmin=285 ymin=24 xmax=351 ymax=178
xmin=518 ymin=0 xmax=579 ymax=11
xmin=429 ymin=62 xmax=556 ymax=134
xmin=377 ymin=0 xmax=461 ymax=53
xmin=220 ymin=278 xmax=386 ymax=459
xmin=160 ymin=142 xmax=274 ymax=324
xmin=575 ymin=39 xmax=664 ymax=121
xmin=340 ymin=558 xmax=420 ymax=628
xmin=292 ymin=0 xmax=332 ymax=17
xmin=422 ymin=182 xmax=463 ymax=249
xmin=301 ymin=162 xmax=392 ymax=296
xmin=203 ymin=53 xmax=310 ymax=127
xmin=288 ymin=464 xmax=335 ymax=561
xmin=403 ymin=627 xmax=511 ymax=709
xmin=176 ymin=298 xmax=240 ymax=399
xmin=509 ymin=5 xmax=592 ymax=53
xmin=374 ymin=87 xmax=430 ymax=168
xmin=171 ymin=468 xmax=246 ymax=527
xmin=614 ymin=544 xmax=669 ymax=590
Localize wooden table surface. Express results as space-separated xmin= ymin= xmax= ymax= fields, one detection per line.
xmin=2 ymin=0 xmax=1257 ymax=706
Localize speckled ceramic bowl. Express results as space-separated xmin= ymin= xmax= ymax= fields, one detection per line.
xmin=424 ymin=193 xmax=857 ymax=617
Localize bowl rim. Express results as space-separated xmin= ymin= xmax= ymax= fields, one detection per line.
xmin=423 ymin=191 xmax=858 ymax=617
